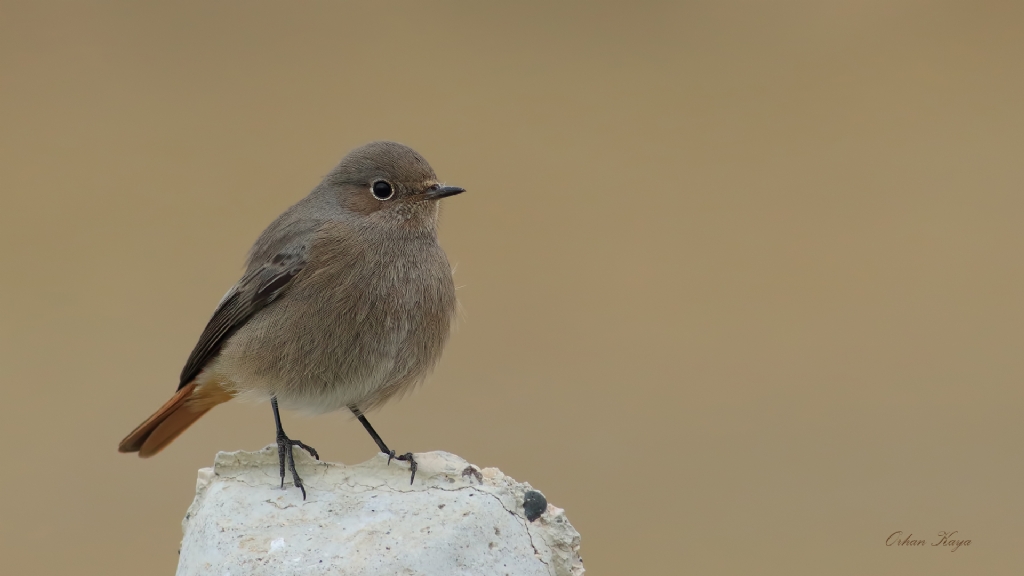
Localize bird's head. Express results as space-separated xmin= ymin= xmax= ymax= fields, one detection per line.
xmin=325 ymin=141 xmax=465 ymax=230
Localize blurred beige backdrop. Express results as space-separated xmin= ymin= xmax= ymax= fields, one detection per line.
xmin=2 ymin=2 xmax=1023 ymax=574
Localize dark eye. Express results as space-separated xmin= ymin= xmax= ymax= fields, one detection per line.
xmin=371 ymin=180 xmax=394 ymax=200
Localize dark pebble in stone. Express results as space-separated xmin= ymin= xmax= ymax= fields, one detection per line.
xmin=523 ymin=490 xmax=547 ymax=522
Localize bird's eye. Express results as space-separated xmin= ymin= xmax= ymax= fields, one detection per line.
xmin=371 ymin=180 xmax=394 ymax=200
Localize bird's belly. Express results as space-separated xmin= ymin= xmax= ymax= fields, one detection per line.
xmin=211 ymin=270 xmax=454 ymax=415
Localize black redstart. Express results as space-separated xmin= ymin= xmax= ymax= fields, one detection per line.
xmin=119 ymin=141 xmax=464 ymax=498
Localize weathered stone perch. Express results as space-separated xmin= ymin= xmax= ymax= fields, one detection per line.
xmin=176 ymin=447 xmax=584 ymax=576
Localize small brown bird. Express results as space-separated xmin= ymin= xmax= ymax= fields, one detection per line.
xmin=118 ymin=141 xmax=464 ymax=498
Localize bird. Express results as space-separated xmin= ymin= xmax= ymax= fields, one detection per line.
xmin=118 ymin=141 xmax=465 ymax=499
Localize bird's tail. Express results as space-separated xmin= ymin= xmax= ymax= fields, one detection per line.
xmin=118 ymin=380 xmax=233 ymax=457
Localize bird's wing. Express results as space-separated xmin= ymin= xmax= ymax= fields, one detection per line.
xmin=177 ymin=242 xmax=309 ymax=388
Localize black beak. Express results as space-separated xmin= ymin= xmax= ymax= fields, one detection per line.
xmin=426 ymin=185 xmax=466 ymax=200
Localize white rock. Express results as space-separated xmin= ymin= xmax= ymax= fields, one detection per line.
xmin=177 ymin=446 xmax=584 ymax=576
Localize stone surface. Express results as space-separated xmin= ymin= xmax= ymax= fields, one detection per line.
xmin=176 ymin=447 xmax=584 ymax=576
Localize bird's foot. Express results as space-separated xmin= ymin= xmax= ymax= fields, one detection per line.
xmin=276 ymin=432 xmax=320 ymax=500
xmin=386 ymin=450 xmax=418 ymax=484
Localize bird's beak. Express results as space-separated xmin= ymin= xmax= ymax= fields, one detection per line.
xmin=425 ymin=185 xmax=466 ymax=200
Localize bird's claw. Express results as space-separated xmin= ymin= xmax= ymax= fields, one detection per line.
xmin=276 ymin=432 xmax=319 ymax=500
xmin=386 ymin=450 xmax=417 ymax=484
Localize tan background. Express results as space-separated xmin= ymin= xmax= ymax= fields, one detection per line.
xmin=2 ymin=2 xmax=1022 ymax=574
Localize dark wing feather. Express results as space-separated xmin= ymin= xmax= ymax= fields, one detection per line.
xmin=177 ymin=246 xmax=307 ymax=388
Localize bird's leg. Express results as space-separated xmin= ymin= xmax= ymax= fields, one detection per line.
xmin=349 ymin=406 xmax=417 ymax=484
xmin=272 ymin=396 xmax=319 ymax=500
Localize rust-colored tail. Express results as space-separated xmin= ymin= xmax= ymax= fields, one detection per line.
xmin=118 ymin=381 xmax=233 ymax=457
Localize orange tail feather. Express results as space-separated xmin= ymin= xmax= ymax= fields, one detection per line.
xmin=118 ymin=381 xmax=232 ymax=457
